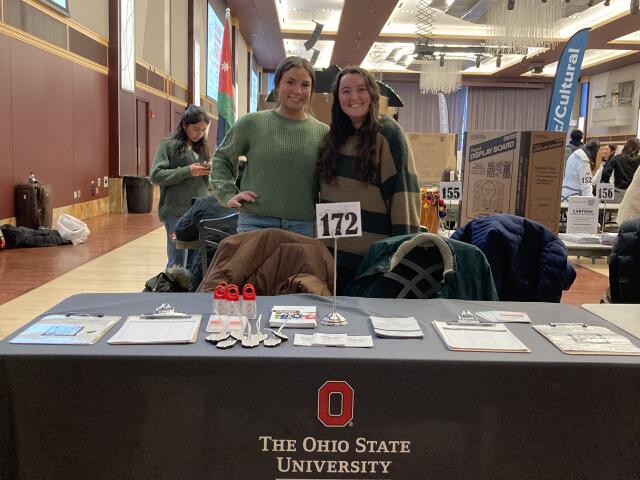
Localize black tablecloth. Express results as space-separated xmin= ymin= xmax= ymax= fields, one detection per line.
xmin=1 ymin=293 xmax=639 ymax=480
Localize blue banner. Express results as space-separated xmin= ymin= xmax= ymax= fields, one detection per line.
xmin=545 ymin=28 xmax=590 ymax=132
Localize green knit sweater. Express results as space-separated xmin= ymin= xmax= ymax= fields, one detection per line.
xmin=150 ymin=138 xmax=210 ymax=221
xmin=211 ymin=109 xmax=329 ymax=222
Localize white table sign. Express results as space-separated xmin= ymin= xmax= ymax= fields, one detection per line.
xmin=316 ymin=202 xmax=362 ymax=239
xmin=596 ymin=183 xmax=614 ymax=201
xmin=439 ymin=181 xmax=462 ymax=201
xmin=566 ymin=196 xmax=599 ymax=235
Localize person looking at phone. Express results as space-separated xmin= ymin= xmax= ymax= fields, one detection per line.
xmin=151 ymin=104 xmax=212 ymax=269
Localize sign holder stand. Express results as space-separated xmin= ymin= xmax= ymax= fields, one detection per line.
xmin=321 ymin=236 xmax=347 ymax=326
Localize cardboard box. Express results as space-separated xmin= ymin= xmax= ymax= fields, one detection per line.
xmin=406 ymin=133 xmax=457 ymax=184
xmin=460 ymin=131 xmax=565 ymax=233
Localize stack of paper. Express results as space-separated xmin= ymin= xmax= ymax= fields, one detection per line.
xmin=370 ymin=316 xmax=424 ymax=338
xmin=432 ymin=321 xmax=530 ymax=353
xmin=293 ymin=333 xmax=373 ymax=348
xmin=475 ymin=311 xmax=531 ymax=323
xmin=10 ymin=314 xmax=121 ymax=345
xmin=108 ymin=315 xmax=201 ymax=344
xmin=269 ymin=306 xmax=317 ymax=328
xmin=533 ymin=323 xmax=640 ymax=355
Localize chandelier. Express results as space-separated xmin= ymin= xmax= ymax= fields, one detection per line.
xmin=487 ymin=0 xmax=565 ymax=53
xmin=417 ymin=60 xmax=465 ymax=95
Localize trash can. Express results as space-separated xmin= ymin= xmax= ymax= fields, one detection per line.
xmin=124 ymin=176 xmax=153 ymax=213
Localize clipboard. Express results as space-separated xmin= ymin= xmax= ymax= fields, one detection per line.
xmin=533 ymin=323 xmax=640 ymax=356
xmin=432 ymin=320 xmax=530 ymax=353
xmin=108 ymin=315 xmax=202 ymax=344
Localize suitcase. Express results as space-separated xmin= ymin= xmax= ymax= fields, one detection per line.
xmin=15 ymin=184 xmax=53 ymax=229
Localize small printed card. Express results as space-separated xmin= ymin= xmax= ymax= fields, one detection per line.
xmin=269 ymin=306 xmax=317 ymax=328
xmin=293 ymin=333 xmax=373 ymax=348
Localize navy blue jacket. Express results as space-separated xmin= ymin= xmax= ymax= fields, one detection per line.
xmin=452 ymin=214 xmax=576 ymax=302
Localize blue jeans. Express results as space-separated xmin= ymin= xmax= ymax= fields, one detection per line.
xmin=237 ymin=213 xmax=315 ymax=238
xmin=163 ymin=217 xmax=196 ymax=270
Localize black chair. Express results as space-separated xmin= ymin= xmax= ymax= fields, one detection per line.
xmin=198 ymin=213 xmax=238 ymax=274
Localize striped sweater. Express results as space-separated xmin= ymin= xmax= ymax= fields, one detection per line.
xmin=319 ymin=115 xmax=421 ymax=283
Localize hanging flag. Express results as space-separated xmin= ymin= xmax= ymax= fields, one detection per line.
xmin=216 ymin=8 xmax=235 ymax=146
xmin=545 ymin=28 xmax=590 ymax=133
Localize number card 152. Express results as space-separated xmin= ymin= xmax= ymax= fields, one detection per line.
xmin=316 ymin=202 xmax=362 ymax=239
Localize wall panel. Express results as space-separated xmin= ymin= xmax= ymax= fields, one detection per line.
xmin=0 ymin=35 xmax=15 ymax=219
xmin=10 ymin=41 xmax=48 ymax=188
xmin=0 ymin=32 xmax=109 ymax=219
xmin=43 ymin=50 xmax=74 ymax=206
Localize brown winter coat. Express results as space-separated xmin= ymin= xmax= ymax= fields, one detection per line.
xmin=197 ymin=228 xmax=334 ymax=295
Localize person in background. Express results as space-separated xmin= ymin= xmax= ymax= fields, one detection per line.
xmin=592 ymin=144 xmax=617 ymax=187
xmin=150 ymin=105 xmax=211 ymax=269
xmin=564 ymin=129 xmax=584 ymax=169
xmin=616 ymin=162 xmax=640 ymax=225
xmin=601 ymin=137 xmax=640 ymax=203
xmin=210 ymin=56 xmax=329 ymax=238
xmin=561 ymin=139 xmax=600 ymax=200
xmin=317 ymin=66 xmax=421 ymax=292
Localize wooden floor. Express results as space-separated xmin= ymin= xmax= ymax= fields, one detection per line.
xmin=0 ymin=212 xmax=164 ymax=339
xmin=0 ymin=211 xmax=610 ymax=339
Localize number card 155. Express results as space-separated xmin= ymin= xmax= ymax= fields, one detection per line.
xmin=316 ymin=202 xmax=362 ymax=239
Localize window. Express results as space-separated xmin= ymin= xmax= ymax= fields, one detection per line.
xmin=206 ymin=3 xmax=225 ymax=100
xmin=250 ymin=61 xmax=259 ymax=112
xmin=38 ymin=0 xmax=69 ymax=15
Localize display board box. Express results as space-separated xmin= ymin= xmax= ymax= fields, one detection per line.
xmin=460 ymin=131 xmax=565 ymax=233
xmin=406 ymin=133 xmax=457 ymax=184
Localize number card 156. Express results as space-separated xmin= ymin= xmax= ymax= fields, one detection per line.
xmin=316 ymin=202 xmax=362 ymax=239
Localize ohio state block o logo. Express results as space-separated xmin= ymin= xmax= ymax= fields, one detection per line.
xmin=317 ymin=381 xmax=354 ymax=427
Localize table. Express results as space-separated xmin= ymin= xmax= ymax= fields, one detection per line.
xmin=582 ymin=303 xmax=640 ymax=339
xmin=560 ymin=239 xmax=613 ymax=259
xmin=1 ymin=293 xmax=639 ymax=480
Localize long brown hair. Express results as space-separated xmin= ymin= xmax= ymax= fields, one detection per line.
xmin=171 ymin=104 xmax=211 ymax=160
xmin=621 ymin=137 xmax=640 ymax=157
xmin=317 ymin=67 xmax=380 ymax=183
xmin=273 ymin=56 xmax=316 ymax=110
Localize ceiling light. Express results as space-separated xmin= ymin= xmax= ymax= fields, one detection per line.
xmin=487 ymin=0 xmax=564 ymax=53
xmin=416 ymin=60 xmax=465 ymax=94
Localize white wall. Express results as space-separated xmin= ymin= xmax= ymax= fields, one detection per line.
xmin=588 ymin=63 xmax=640 ymax=137
xmin=68 ymin=0 xmax=109 ymax=38
xmin=235 ymin=26 xmax=248 ymax=116
xmin=170 ymin=0 xmax=188 ymax=84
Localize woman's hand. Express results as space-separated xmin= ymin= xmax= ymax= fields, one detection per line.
xmin=227 ymin=191 xmax=257 ymax=209
xmin=190 ymin=163 xmax=211 ymax=176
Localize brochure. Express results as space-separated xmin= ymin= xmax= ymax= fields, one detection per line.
xmin=10 ymin=314 xmax=121 ymax=345
xmin=370 ymin=316 xmax=424 ymax=338
xmin=474 ymin=311 xmax=531 ymax=323
xmin=269 ymin=306 xmax=317 ymax=328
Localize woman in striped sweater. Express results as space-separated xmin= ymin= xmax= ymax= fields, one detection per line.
xmin=317 ymin=67 xmax=421 ymax=292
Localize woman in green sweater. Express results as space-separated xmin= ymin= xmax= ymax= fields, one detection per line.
xmin=210 ymin=56 xmax=329 ymax=237
xmin=151 ymin=105 xmax=212 ymax=269
xmin=317 ymin=67 xmax=421 ymax=292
